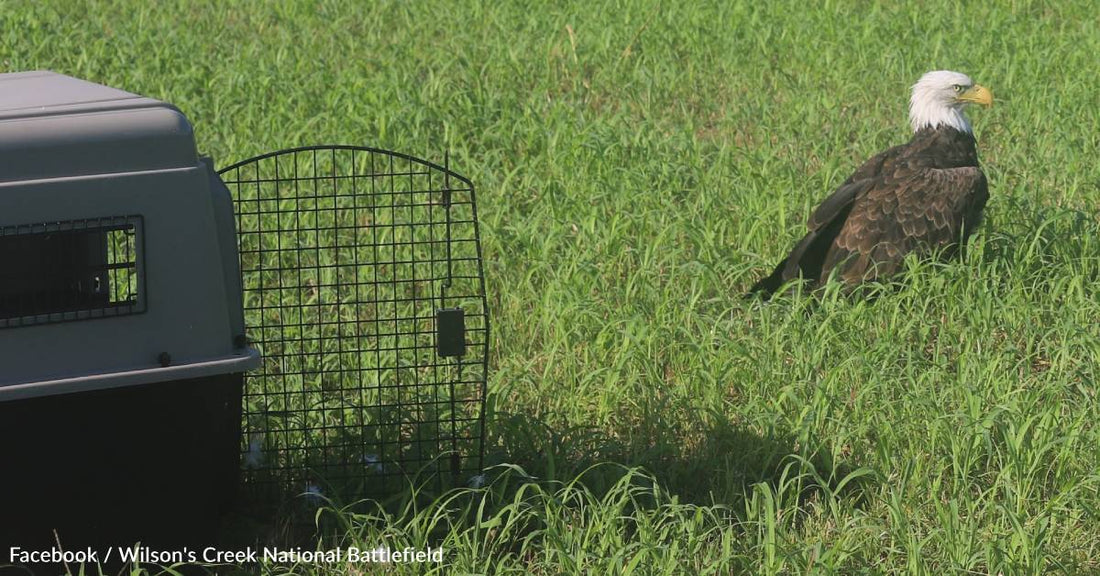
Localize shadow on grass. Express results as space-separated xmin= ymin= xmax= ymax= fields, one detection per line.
xmin=483 ymin=408 xmax=874 ymax=512
xmin=219 ymin=404 xmax=876 ymax=554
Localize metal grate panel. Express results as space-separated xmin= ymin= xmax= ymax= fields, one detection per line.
xmin=219 ymin=146 xmax=489 ymax=499
xmin=0 ymin=216 xmax=143 ymax=328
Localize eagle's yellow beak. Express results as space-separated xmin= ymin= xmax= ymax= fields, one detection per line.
xmin=958 ymin=84 xmax=993 ymax=107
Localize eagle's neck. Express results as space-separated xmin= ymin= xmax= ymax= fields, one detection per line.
xmin=910 ymin=126 xmax=980 ymax=168
xmin=909 ymin=100 xmax=972 ymax=134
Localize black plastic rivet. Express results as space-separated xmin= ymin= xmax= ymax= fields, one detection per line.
xmin=158 ymin=352 xmax=171 ymax=367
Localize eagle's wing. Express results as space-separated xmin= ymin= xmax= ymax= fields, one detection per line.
xmin=747 ymin=145 xmax=901 ymax=296
xmin=807 ymin=146 xmax=899 ymax=231
xmin=823 ymin=165 xmax=988 ymax=284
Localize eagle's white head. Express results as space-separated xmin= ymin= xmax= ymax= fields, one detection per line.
xmin=909 ymin=70 xmax=993 ymax=134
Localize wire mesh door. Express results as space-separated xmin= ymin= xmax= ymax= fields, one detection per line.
xmin=219 ymin=146 xmax=488 ymax=499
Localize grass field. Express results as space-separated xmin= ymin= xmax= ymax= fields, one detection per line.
xmin=4 ymin=0 xmax=1100 ymax=573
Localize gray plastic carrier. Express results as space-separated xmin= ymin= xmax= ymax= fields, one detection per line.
xmin=0 ymin=71 xmax=260 ymax=400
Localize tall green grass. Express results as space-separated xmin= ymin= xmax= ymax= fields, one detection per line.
xmin=3 ymin=0 xmax=1099 ymax=573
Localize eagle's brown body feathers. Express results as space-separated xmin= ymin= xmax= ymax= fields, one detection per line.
xmin=749 ymin=126 xmax=989 ymax=296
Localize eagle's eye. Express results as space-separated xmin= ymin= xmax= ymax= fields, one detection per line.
xmin=952 ymin=84 xmax=963 ymax=93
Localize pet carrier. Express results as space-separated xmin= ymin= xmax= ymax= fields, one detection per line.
xmin=0 ymin=71 xmax=490 ymax=558
xmin=0 ymin=70 xmax=259 ymax=552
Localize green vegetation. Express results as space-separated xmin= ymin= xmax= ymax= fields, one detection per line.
xmin=3 ymin=0 xmax=1099 ymax=573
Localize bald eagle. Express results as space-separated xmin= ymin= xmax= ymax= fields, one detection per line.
xmin=748 ymin=70 xmax=993 ymax=298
